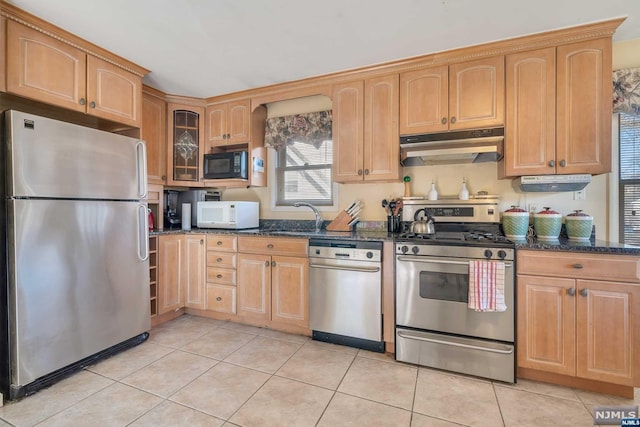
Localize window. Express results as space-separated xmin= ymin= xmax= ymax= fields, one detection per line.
xmin=264 ymin=110 xmax=335 ymax=207
xmin=619 ymin=112 xmax=640 ymax=245
xmin=275 ymin=139 xmax=333 ymax=205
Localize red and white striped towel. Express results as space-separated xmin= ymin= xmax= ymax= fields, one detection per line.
xmin=468 ymin=260 xmax=506 ymax=312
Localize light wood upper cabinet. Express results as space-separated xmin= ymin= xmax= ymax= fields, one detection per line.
xmin=400 ymin=57 xmax=504 ymax=135
xmin=503 ymin=38 xmax=612 ymax=176
xmin=205 ymin=99 xmax=251 ymax=148
xmin=517 ymin=250 xmax=640 ymax=387
xmin=142 ymin=89 xmax=167 ymax=184
xmin=86 ymin=56 xmax=141 ymax=126
xmin=556 ymin=38 xmax=612 ymax=175
xmin=504 ymin=47 xmax=556 ymax=176
xmin=7 ymin=20 xmax=86 ymax=113
xmin=400 ymin=66 xmax=448 ymax=134
xmin=6 ymin=21 xmax=142 ymax=127
xmin=166 ymin=103 xmax=205 ymax=187
xmin=333 ymin=75 xmax=400 ymax=183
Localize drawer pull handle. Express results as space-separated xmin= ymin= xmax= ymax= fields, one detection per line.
xmin=267 ymin=244 xmax=274 ymax=249
xmin=216 ymin=296 xmax=222 ymax=301
xmin=580 ymin=288 xmax=588 ymax=297
xmin=216 ymin=274 xmax=222 ymax=279
xmin=573 ymin=263 xmax=584 ymax=269
xmin=217 ymin=257 xmax=222 ymax=262
xmin=217 ymin=241 xmax=223 ymax=246
xmin=567 ymin=287 xmax=575 ymax=296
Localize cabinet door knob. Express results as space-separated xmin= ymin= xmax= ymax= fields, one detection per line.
xmin=227 ymin=133 xmax=231 ymax=139
xmin=559 ymin=159 xmax=566 ymax=167
xmin=265 ymin=260 xmax=270 ymax=266
xmin=580 ymin=288 xmax=588 ymax=297
xmin=271 ymin=260 xmax=276 ymax=267
xmin=89 ymin=101 xmax=96 ymax=109
xmin=567 ymin=287 xmax=575 ymax=296
xmin=200 ymin=239 xmax=204 ymax=245
xmin=161 ymin=175 xmax=166 ymax=181
xmin=450 ymin=116 xmax=456 ymax=124
xmin=79 ymin=98 xmax=86 ymax=106
xmin=573 ymin=263 xmax=583 ymax=269
xmin=267 ymin=244 xmax=274 ymax=249
xmin=548 ymin=160 xmax=555 ymax=167
xmin=217 ymin=241 xmax=223 ymax=246
xmin=216 ymin=296 xmax=222 ymax=301
xmin=216 ymin=274 xmax=222 ymax=279
xmin=222 ymin=134 xmax=227 ymax=139
xmin=357 ymin=169 xmax=363 ymax=176
xmin=216 ymin=257 xmax=222 ymax=262
xmin=364 ymin=169 xmax=369 ymax=175
xmin=441 ymin=117 xmax=447 ymax=125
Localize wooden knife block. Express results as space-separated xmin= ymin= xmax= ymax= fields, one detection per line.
xmin=326 ymin=210 xmax=353 ymax=231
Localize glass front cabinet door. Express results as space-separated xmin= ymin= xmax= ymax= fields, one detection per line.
xmin=167 ymin=104 xmax=205 ymax=186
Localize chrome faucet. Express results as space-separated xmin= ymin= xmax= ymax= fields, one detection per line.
xmin=293 ymin=202 xmax=323 ymax=232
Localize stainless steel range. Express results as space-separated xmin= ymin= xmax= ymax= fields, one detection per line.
xmin=395 ymin=197 xmax=516 ymax=383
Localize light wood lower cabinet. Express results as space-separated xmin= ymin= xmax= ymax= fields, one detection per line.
xmin=205 ymin=234 xmax=238 ymax=315
xmin=517 ymin=250 xmax=640 ymax=388
xmin=237 ymin=237 xmax=309 ymax=330
xmin=157 ymin=234 xmax=205 ymax=315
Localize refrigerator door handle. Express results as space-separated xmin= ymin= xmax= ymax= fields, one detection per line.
xmin=137 ymin=204 xmax=149 ymax=261
xmin=136 ymin=141 xmax=148 ymax=199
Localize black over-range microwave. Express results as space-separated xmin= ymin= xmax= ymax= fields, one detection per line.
xmin=203 ymin=151 xmax=248 ymax=179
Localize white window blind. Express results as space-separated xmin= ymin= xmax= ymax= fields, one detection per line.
xmin=619 ymin=112 xmax=640 ymax=245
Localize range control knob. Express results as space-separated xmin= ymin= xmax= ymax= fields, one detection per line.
xmin=484 ymin=249 xmax=493 ymax=260
xmin=497 ymin=250 xmax=507 ymax=260
xmin=366 ymin=251 xmax=374 ymax=259
xmin=401 ymin=246 xmax=409 ymax=254
xmin=412 ymin=246 xmax=420 ymax=255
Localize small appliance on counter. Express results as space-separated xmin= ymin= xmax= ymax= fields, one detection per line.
xmin=197 ymin=201 xmax=259 ymax=229
xmin=164 ymin=190 xmax=181 ymax=229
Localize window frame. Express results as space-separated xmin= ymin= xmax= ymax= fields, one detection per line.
xmin=618 ymin=112 xmax=640 ymax=245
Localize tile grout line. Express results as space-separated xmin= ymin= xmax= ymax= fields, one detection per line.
xmin=491 ymin=381 xmax=507 ymax=427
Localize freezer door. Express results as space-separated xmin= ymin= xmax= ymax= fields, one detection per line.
xmin=7 ymin=199 xmax=150 ymax=387
xmin=5 ymin=110 xmax=147 ymax=200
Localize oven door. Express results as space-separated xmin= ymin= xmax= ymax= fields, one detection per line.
xmin=395 ymin=254 xmax=514 ymax=342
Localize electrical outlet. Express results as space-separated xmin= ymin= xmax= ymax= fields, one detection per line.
xmin=528 ymin=204 xmax=539 ymax=213
xmin=574 ymin=189 xmax=586 ymax=200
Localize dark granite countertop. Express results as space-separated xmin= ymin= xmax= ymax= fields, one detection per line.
xmin=150 ymin=220 xmax=640 ymax=255
xmin=513 ymin=237 xmax=640 ymax=256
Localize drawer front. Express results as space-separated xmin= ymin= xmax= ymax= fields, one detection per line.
xmin=207 ymin=251 xmax=237 ymax=268
xmin=207 ymin=267 xmax=236 ymax=285
xmin=207 ymin=234 xmax=237 ymax=252
xmin=238 ymin=236 xmax=308 ymax=257
xmin=517 ymin=250 xmax=640 ymax=283
xmin=206 ymin=284 xmax=236 ymax=314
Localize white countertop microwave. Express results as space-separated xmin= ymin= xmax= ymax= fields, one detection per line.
xmin=196 ymin=201 xmax=259 ymax=229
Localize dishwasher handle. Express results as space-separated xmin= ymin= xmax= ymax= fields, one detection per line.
xmin=309 ymin=262 xmax=381 ymax=273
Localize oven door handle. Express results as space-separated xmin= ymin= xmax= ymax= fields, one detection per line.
xmin=309 ymin=262 xmax=381 ymax=273
xmin=396 ymin=256 xmax=513 ymax=268
xmin=397 ymin=330 xmax=514 ymax=355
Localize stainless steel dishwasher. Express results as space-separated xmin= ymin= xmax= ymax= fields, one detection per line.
xmin=308 ymin=239 xmax=384 ymax=352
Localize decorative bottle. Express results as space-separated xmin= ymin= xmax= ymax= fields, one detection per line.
xmin=428 ymin=182 xmax=438 ymax=200
xmin=459 ymin=177 xmax=469 ymax=200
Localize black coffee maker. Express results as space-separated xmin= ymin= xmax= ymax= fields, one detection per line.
xmin=164 ymin=190 xmax=181 ymax=229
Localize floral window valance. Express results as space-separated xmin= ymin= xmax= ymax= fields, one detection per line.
xmin=613 ymin=68 xmax=640 ymax=115
xmin=264 ymin=110 xmax=332 ymax=151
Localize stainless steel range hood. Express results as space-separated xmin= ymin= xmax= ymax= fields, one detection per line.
xmin=400 ymin=127 xmax=504 ymax=166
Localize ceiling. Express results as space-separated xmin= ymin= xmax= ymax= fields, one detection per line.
xmin=7 ymin=0 xmax=640 ymax=98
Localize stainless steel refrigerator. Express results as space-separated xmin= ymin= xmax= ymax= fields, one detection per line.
xmin=1 ymin=110 xmax=150 ymax=400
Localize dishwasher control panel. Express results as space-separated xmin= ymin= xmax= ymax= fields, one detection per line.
xmin=308 ymin=239 xmax=382 ymax=262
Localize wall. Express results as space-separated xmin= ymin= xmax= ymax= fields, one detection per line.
xmin=224 ymin=39 xmax=640 ymax=241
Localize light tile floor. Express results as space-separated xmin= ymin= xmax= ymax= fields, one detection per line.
xmin=1 ymin=314 xmax=638 ymax=427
